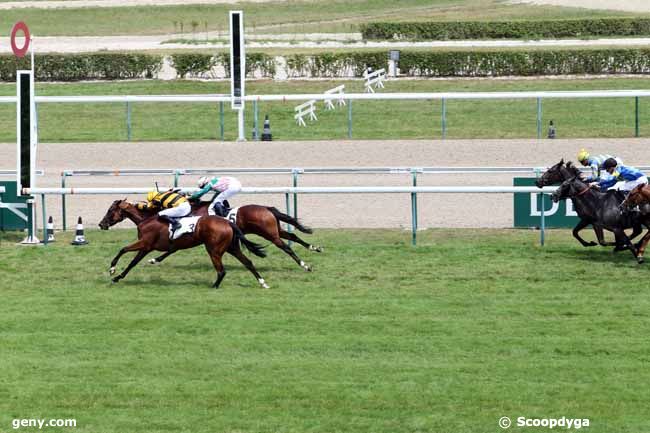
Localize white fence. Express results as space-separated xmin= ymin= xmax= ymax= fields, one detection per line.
xmin=324 ymin=85 xmax=346 ymax=110
xmin=25 ymin=185 xmax=558 ymax=246
xmin=364 ymin=68 xmax=386 ymax=93
xmin=294 ymin=100 xmax=318 ymax=126
xmin=2 ymin=89 xmax=650 ymax=140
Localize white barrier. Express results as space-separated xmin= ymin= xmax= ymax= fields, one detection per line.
xmin=294 ymin=100 xmax=318 ymax=126
xmin=364 ymin=68 xmax=386 ymax=93
xmin=324 ymin=85 xmax=346 ymax=110
xmin=24 ymin=186 xmax=557 ymax=195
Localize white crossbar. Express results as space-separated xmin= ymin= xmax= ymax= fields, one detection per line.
xmin=294 ymin=99 xmax=318 ymax=126
xmin=324 ymin=85 xmax=346 ymax=110
xmin=23 ymin=186 xmax=558 ymax=195
xmin=364 ymin=68 xmax=386 ymax=93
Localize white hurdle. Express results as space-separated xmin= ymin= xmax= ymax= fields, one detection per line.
xmin=364 ymin=68 xmax=386 ymax=93
xmin=294 ymin=100 xmax=318 ymax=126
xmin=324 ymin=85 xmax=346 ymax=110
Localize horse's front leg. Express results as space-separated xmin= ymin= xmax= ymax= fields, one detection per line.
xmin=109 ymin=239 xmax=147 ymax=275
xmin=573 ymin=219 xmax=598 ymax=247
xmin=112 ymin=250 xmax=151 ymax=283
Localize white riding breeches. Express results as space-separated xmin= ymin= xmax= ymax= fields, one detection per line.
xmin=208 ymin=178 xmax=242 ymax=215
xmin=622 ymin=176 xmax=648 ymax=192
xmin=159 ymin=202 xmax=191 ymax=219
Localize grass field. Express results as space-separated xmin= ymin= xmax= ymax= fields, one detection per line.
xmin=0 ymin=228 xmax=649 ymax=432
xmin=2 ymin=77 xmax=650 ymax=141
xmin=0 ymin=0 xmax=640 ymax=37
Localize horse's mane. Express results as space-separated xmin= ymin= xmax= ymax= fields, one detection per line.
xmin=565 ymin=161 xmax=582 ymax=176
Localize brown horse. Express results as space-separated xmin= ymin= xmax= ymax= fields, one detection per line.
xmin=620 ymin=185 xmax=650 ymax=262
xmin=98 ymin=200 xmax=269 ymax=288
xmin=148 ymin=201 xmax=322 ymax=271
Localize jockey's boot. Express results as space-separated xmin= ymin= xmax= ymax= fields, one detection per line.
xmin=223 ymin=199 xmax=231 ymax=211
xmin=212 ymin=202 xmax=227 ymax=217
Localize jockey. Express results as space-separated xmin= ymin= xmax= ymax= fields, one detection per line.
xmin=136 ymin=189 xmax=191 ymax=232
xmin=591 ymin=158 xmax=648 ymax=192
xmin=189 ymin=175 xmax=242 ymax=217
xmin=577 ymin=148 xmax=623 ymax=182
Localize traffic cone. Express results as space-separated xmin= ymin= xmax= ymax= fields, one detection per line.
xmin=261 ymin=114 xmax=272 ymax=141
xmin=71 ymin=217 xmax=88 ymax=245
xmin=42 ymin=216 xmax=55 ymax=243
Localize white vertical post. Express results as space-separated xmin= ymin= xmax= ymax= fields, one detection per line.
xmin=230 ymin=10 xmax=246 ymax=141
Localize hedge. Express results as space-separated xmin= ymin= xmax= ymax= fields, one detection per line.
xmin=398 ymin=49 xmax=650 ymax=77
xmin=361 ymin=18 xmax=650 ymax=40
xmin=0 ymin=53 xmax=162 ymax=82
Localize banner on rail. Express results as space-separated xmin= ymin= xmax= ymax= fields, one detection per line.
xmin=513 ymin=178 xmax=578 ymax=228
xmin=0 ymin=181 xmax=29 ymax=231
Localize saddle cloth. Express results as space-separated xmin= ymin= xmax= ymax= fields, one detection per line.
xmin=223 ymin=207 xmax=239 ymax=224
xmin=170 ymin=216 xmax=201 ymax=240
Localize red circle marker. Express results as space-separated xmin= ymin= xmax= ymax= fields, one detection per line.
xmin=11 ymin=21 xmax=31 ymax=58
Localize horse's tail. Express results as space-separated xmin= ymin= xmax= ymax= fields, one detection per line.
xmin=266 ymin=207 xmax=313 ymax=234
xmin=229 ymin=220 xmax=266 ymax=258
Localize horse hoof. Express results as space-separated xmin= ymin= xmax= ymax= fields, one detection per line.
xmin=109 ymin=267 xmax=116 ymax=275
xmin=262 ymin=283 xmax=270 ymax=289
xmin=148 ymin=258 xmax=157 ymax=265
xmin=258 ymin=278 xmax=270 ymax=289
xmin=586 ymin=242 xmax=598 ymax=247
xmin=111 ymin=276 xmax=120 ymax=283
xmin=310 ymin=245 xmax=323 ymax=253
xmin=638 ymin=256 xmax=645 ymax=264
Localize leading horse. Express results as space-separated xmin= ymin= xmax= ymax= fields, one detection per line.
xmin=149 ymin=200 xmax=322 ymax=272
xmin=536 ymin=159 xmax=642 ymax=249
xmin=99 ymin=200 xmax=269 ymax=288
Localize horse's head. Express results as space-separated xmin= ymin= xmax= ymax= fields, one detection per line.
xmin=535 ymin=159 xmax=565 ymax=188
xmin=620 ymin=185 xmax=647 ymax=212
xmin=552 ymin=176 xmax=586 ymax=203
xmin=99 ymin=199 xmax=128 ymax=230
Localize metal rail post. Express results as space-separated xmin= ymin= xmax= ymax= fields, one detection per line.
xmin=41 ymin=194 xmax=47 ymax=245
xmin=126 ymin=101 xmax=132 ymax=141
xmin=173 ymin=170 xmax=180 ymax=188
xmin=441 ymin=98 xmax=447 ymax=139
xmin=285 ymin=192 xmax=292 ymax=234
xmin=634 ymin=96 xmax=639 ymax=137
xmin=411 ymin=168 xmax=418 ymax=246
xmin=292 ymin=169 xmax=299 ymax=219
xmin=540 ymin=193 xmax=546 ymax=246
xmin=347 ymin=99 xmax=352 ymax=139
xmin=253 ymin=99 xmax=259 ymax=141
xmin=219 ymin=101 xmax=225 ymax=141
xmin=536 ymin=97 xmax=542 ymax=139
xmin=61 ymin=173 xmax=67 ymax=231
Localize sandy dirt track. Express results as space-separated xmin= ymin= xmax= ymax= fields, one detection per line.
xmin=2 ymin=139 xmax=650 ymax=230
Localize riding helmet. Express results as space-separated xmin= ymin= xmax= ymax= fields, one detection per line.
xmin=577 ymin=148 xmax=589 ymax=162
xmin=197 ymin=176 xmax=209 ymax=188
xmin=603 ymin=157 xmax=618 ymax=169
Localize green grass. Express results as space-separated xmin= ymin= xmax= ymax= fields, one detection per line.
xmin=1 ymin=228 xmax=649 ymax=432
xmin=2 ymin=77 xmax=650 ymax=141
xmin=0 ymin=0 xmax=642 ymax=36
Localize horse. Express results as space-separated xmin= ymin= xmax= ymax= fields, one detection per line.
xmin=536 ymin=159 xmax=642 ymax=249
xmin=148 ymin=200 xmax=322 ymax=272
xmin=620 ymin=184 xmax=650 ymax=262
xmin=98 ymin=200 xmax=270 ymax=288
xmin=551 ymin=177 xmax=646 ymax=261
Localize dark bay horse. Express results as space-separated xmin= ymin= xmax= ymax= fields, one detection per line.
xmin=551 ymin=177 xmax=647 ymax=261
xmin=536 ymin=159 xmax=642 ymax=249
xmin=99 ymin=200 xmax=269 ymax=288
xmin=149 ymin=200 xmax=322 ymax=272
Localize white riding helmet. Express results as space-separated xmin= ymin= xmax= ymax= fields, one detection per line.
xmin=197 ymin=176 xmax=209 ymax=188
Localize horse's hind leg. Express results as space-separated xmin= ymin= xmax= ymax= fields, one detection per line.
xmin=279 ymin=229 xmax=323 ymax=252
xmin=149 ymin=249 xmax=176 ymax=265
xmin=205 ymin=249 xmax=226 ymax=289
xmin=112 ymin=249 xmax=151 ymax=283
xmin=228 ymin=245 xmax=269 ymax=289
xmin=272 ymin=238 xmax=312 ymax=272
xmin=110 ymin=239 xmax=147 ymax=275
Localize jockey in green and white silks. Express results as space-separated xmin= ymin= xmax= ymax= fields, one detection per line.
xmin=189 ymin=176 xmax=242 ymax=217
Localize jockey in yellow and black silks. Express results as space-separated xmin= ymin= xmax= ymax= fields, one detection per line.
xmin=137 ymin=190 xmax=191 ymax=231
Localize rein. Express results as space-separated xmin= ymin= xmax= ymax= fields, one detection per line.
xmin=575 ymin=186 xmax=591 ymax=197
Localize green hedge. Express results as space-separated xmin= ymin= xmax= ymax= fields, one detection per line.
xmin=399 ymin=49 xmax=650 ymax=77
xmin=361 ymin=18 xmax=650 ymax=40
xmin=0 ymin=53 xmax=162 ymax=82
